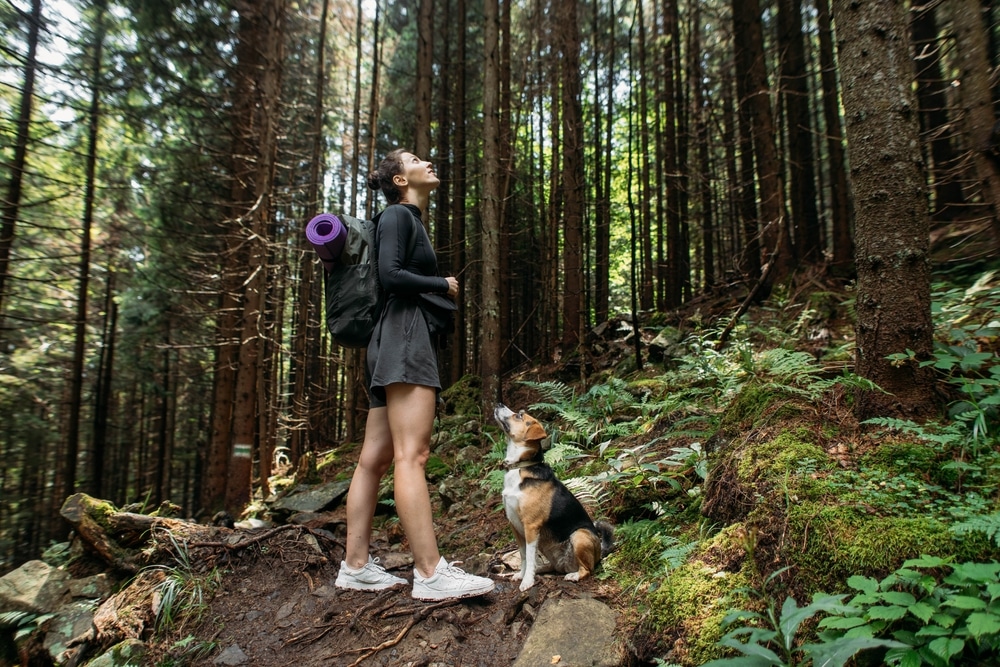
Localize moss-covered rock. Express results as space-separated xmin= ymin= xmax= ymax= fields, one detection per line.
xmin=644 ymin=557 xmax=752 ymax=666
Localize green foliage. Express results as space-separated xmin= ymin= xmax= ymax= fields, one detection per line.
xmin=818 ymin=556 xmax=1000 ymax=666
xmin=145 ymin=533 xmax=220 ymax=633
xmin=951 ymin=513 xmax=1000 ymax=548
xmin=704 ymin=569 xmax=904 ymax=667
xmin=155 ymin=634 xmax=218 ymax=666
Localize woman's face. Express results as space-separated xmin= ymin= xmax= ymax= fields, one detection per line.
xmin=397 ymin=152 xmax=439 ymax=192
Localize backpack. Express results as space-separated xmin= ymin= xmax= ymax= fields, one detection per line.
xmin=315 ymin=211 xmax=416 ymax=348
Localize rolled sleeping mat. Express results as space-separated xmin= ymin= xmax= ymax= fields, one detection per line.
xmin=306 ymin=213 xmax=347 ymax=270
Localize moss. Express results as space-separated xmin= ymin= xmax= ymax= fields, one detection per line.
xmin=783 ymin=502 xmax=967 ymax=592
xmin=440 ymin=374 xmax=482 ymax=417
xmin=719 ymin=383 xmax=774 ymax=432
xmin=645 ymin=558 xmax=752 ymax=666
xmin=736 ymin=430 xmax=831 ymax=484
xmin=860 ymin=441 xmax=938 ymax=477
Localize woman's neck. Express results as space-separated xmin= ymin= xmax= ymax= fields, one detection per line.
xmin=398 ymin=189 xmax=429 ymax=213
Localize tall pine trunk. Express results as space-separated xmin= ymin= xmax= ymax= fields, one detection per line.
xmin=224 ymin=0 xmax=286 ymax=513
xmin=66 ymin=0 xmax=108 ymax=509
xmin=480 ymin=0 xmax=501 ymax=413
xmin=833 ymin=0 xmax=937 ymax=420
xmin=0 ymin=0 xmax=41 ymax=343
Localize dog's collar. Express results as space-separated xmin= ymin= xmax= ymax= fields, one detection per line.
xmin=509 ymin=460 xmax=540 ymax=469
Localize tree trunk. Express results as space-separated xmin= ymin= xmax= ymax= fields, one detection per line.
xmin=832 ymin=0 xmax=937 ymax=420
xmin=691 ymin=4 xmax=713 ymax=289
xmin=480 ymin=0 xmax=501 ymax=414
xmin=816 ymin=0 xmax=853 ymax=273
xmin=559 ymin=0 xmax=585 ymax=351
xmin=733 ymin=0 xmax=792 ymax=296
xmin=291 ymin=0 xmax=330 ymax=462
xmin=778 ymin=0 xmax=821 ymax=263
xmin=415 ymin=0 xmax=433 ymax=162
xmin=448 ymin=0 xmax=468 ymax=384
xmin=911 ymin=3 xmax=966 ymax=221
xmin=224 ymin=0 xmax=286 ymax=513
xmin=951 ymin=0 xmax=1000 ymax=247
xmin=66 ymin=0 xmax=108 ymax=508
xmin=0 ymin=0 xmax=41 ymax=344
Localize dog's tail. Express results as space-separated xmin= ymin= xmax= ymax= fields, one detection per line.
xmin=595 ymin=520 xmax=615 ymax=557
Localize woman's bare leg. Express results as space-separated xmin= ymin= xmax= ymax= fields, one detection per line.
xmin=343 ymin=406 xmax=394 ymax=568
xmin=385 ymin=382 xmax=441 ymax=578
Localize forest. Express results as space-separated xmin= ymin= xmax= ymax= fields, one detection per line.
xmin=1 ymin=0 xmax=1000 ymax=661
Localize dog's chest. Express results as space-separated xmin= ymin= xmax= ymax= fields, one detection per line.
xmin=502 ymin=469 xmax=525 ymax=530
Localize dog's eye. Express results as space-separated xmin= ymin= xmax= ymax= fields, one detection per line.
xmin=515 ymin=411 xmax=524 ymax=419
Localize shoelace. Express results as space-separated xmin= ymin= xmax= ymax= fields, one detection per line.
xmin=366 ymin=557 xmax=388 ymax=572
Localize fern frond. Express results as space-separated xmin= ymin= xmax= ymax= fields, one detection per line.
xmin=562 ymin=476 xmax=610 ymax=513
xmin=951 ymin=512 xmax=1000 ymax=547
xmin=520 ymin=380 xmax=575 ymax=406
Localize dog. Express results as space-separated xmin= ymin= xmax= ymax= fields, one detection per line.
xmin=494 ymin=404 xmax=614 ymax=591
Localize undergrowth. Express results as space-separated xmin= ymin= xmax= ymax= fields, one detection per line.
xmin=511 ymin=269 xmax=1000 ymax=666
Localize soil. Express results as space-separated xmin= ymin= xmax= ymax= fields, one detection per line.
xmin=145 ymin=498 xmax=631 ymax=667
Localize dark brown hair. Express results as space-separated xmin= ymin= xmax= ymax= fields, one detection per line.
xmin=366 ymin=148 xmax=408 ymax=205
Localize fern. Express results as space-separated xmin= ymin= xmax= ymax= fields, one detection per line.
xmin=863 ymin=416 xmax=968 ymax=449
xmin=951 ymin=512 xmax=1000 ymax=547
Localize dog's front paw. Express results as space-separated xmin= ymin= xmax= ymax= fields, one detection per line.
xmin=511 ymin=571 xmax=524 ymax=582
xmin=519 ymin=576 xmax=535 ymax=591
xmin=564 ymin=572 xmax=581 ymax=582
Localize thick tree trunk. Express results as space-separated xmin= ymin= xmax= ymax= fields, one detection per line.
xmin=833 ymin=0 xmax=937 ymax=420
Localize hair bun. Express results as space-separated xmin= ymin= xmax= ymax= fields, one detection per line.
xmin=366 ymin=172 xmax=380 ymax=190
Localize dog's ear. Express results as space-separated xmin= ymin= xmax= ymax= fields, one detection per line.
xmin=524 ymin=419 xmax=548 ymax=442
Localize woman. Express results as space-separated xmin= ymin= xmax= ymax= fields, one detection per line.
xmin=334 ymin=149 xmax=495 ymax=601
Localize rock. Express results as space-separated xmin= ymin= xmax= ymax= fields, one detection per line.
xmin=271 ymin=480 xmax=351 ymax=514
xmin=213 ymin=643 xmax=249 ymax=665
xmin=43 ymin=600 xmax=95 ymax=665
xmin=68 ymin=573 xmax=113 ymax=600
xmin=513 ymin=597 xmax=621 ymax=667
xmin=0 ymin=560 xmax=70 ymax=613
xmin=83 ymin=638 xmax=147 ymax=666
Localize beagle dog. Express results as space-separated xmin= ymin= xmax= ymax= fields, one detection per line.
xmin=494 ymin=404 xmax=614 ymax=591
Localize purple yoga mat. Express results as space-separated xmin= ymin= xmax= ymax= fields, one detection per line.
xmin=306 ymin=213 xmax=347 ymax=269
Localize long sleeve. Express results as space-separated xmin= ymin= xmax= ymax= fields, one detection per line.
xmin=375 ymin=204 xmax=450 ymax=295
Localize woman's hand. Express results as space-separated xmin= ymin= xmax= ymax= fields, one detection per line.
xmin=445 ymin=276 xmax=459 ymax=299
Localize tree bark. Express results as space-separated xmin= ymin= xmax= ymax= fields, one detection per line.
xmin=66 ymin=0 xmax=108 ymax=508
xmin=911 ymin=3 xmax=966 ymax=221
xmin=832 ymin=0 xmax=937 ymax=420
xmin=0 ymin=0 xmax=41 ymax=344
xmin=559 ymin=0 xmax=585 ymax=351
xmin=951 ymin=0 xmax=1000 ymax=247
xmin=778 ymin=0 xmax=821 ymax=263
xmin=480 ymin=0 xmax=501 ymax=414
xmin=816 ymin=0 xmax=853 ymax=273
xmin=733 ymin=0 xmax=792 ymax=295
xmin=225 ymin=0 xmax=286 ymax=513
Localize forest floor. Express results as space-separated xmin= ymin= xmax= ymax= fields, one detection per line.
xmin=146 ymin=497 xmax=628 ymax=667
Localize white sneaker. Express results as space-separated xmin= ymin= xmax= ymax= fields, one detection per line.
xmin=335 ymin=556 xmax=407 ymax=591
xmin=412 ymin=557 xmax=495 ymax=601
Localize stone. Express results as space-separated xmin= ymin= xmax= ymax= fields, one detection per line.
xmin=271 ymin=480 xmax=351 ymax=514
xmin=213 ymin=643 xmax=249 ymax=665
xmin=513 ymin=597 xmax=622 ymax=667
xmin=83 ymin=638 xmax=147 ymax=667
xmin=0 ymin=560 xmax=70 ymax=613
